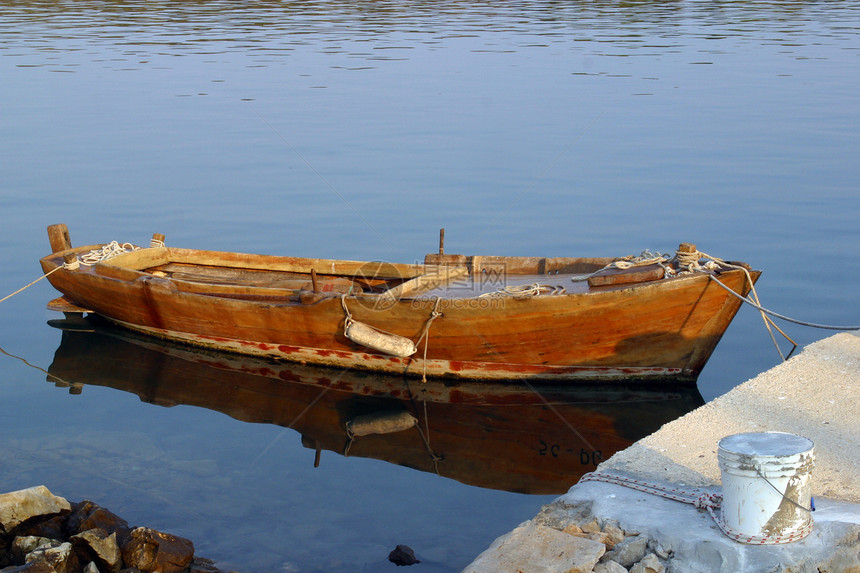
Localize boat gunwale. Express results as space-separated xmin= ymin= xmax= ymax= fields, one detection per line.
xmin=40 ymin=243 xmax=755 ymax=305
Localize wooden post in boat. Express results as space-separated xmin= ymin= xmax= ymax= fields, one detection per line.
xmin=678 ymin=242 xmax=697 ymax=256
xmin=439 ymin=228 xmax=445 ymax=255
xmin=300 ymin=268 xmax=325 ymax=305
xmin=47 ymin=224 xmax=72 ymax=253
xmin=62 ymin=253 xmax=77 ymax=268
xmin=151 ymin=233 xmax=166 ymax=248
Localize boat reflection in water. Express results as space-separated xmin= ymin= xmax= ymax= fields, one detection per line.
xmin=46 ymin=316 xmax=704 ymax=495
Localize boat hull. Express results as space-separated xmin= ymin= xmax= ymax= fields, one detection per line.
xmin=40 ymin=230 xmax=758 ymax=383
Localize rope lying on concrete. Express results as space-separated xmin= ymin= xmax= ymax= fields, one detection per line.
xmin=579 ymin=471 xmax=813 ymax=545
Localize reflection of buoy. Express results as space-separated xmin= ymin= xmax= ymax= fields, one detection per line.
xmin=346 ymin=410 xmax=418 ymax=437
xmin=344 ymin=320 xmax=417 ymax=358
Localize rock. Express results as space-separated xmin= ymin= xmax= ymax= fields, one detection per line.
xmin=70 ymin=528 xmax=122 ymax=573
xmin=0 ymin=561 xmax=57 ymax=572
xmin=16 ymin=515 xmax=67 ymax=541
xmin=11 ymin=536 xmax=60 ymax=563
xmin=463 ymin=521 xmax=605 ymax=573
xmin=83 ymin=562 xmax=100 ymax=573
xmin=581 ymin=518 xmax=602 ymax=533
xmin=120 ymin=527 xmax=194 ymax=573
xmin=630 ymin=553 xmax=664 ymax=573
xmin=562 ymin=523 xmax=583 ymax=535
xmin=25 ymin=541 xmax=78 ymax=573
xmin=647 ymin=539 xmax=672 ymax=560
xmin=585 ymin=531 xmax=612 ymax=545
xmin=602 ymin=523 xmax=626 ymax=548
xmin=0 ymin=487 xmax=71 ymax=535
xmin=66 ymin=502 xmax=131 ymax=545
xmin=534 ymin=500 xmax=596 ymax=531
xmin=601 ymin=535 xmax=648 ymax=568
xmin=593 ymin=561 xmax=629 ymax=573
xmin=388 ymin=545 xmax=420 ymax=566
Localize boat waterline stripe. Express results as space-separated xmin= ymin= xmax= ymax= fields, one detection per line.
xmin=109 ymin=319 xmax=687 ymax=381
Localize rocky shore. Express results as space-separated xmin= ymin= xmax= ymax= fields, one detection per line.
xmin=0 ymin=485 xmax=232 ymax=573
xmin=464 ymin=502 xmax=666 ymax=573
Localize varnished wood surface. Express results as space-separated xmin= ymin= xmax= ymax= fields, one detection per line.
xmin=47 ymin=318 xmax=705 ymax=494
xmin=41 ymin=224 xmax=759 ymax=382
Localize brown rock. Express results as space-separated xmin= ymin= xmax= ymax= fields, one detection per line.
xmin=602 ymin=523 xmax=626 ymax=548
xmin=15 ymin=515 xmax=67 ymax=540
xmin=67 ymin=502 xmax=131 ymax=545
xmin=70 ymin=528 xmax=122 ymax=573
xmin=586 ymin=531 xmax=612 ymax=546
xmin=120 ymin=527 xmax=194 ymax=573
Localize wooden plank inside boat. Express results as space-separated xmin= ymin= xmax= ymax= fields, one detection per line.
xmin=587 ymin=263 xmax=666 ymax=287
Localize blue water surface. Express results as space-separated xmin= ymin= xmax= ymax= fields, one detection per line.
xmin=1 ymin=2 xmax=859 ymax=571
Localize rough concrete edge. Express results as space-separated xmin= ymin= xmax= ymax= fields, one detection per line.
xmin=462 ymin=332 xmax=860 ymax=572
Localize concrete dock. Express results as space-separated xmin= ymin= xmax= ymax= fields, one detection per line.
xmin=464 ymin=332 xmax=860 ymax=572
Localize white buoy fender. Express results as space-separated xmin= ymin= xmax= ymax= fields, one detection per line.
xmin=718 ymin=431 xmax=814 ymax=543
xmin=346 ymin=410 xmax=418 ymax=437
xmin=345 ymin=320 xmax=417 ymax=357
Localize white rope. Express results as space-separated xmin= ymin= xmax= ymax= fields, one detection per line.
xmin=478 ymin=283 xmax=566 ymax=298
xmin=580 ymin=471 xmax=813 ymax=545
xmin=78 ymin=241 xmax=139 ymax=266
xmin=571 ymin=250 xmax=676 ymax=282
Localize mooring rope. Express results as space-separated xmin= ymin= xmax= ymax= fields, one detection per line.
xmin=0 ymin=266 xmax=64 ymax=304
xmin=413 ymin=297 xmax=443 ymax=383
xmin=1 ymin=241 xmax=139 ymax=305
xmin=684 ymin=249 xmax=798 ymax=360
xmin=579 ymin=471 xmax=813 ymax=545
xmin=415 ymin=393 xmax=443 ymax=475
xmin=708 ymin=276 xmax=860 ymax=331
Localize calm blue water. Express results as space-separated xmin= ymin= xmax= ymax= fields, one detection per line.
xmin=2 ymin=2 xmax=859 ymax=571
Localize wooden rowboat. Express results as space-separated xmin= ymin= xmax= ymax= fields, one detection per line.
xmin=40 ymin=223 xmax=759 ymax=383
xmin=46 ymin=316 xmax=705 ymax=494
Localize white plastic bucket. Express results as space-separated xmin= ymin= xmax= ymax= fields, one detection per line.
xmin=717 ymin=432 xmax=814 ymax=543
